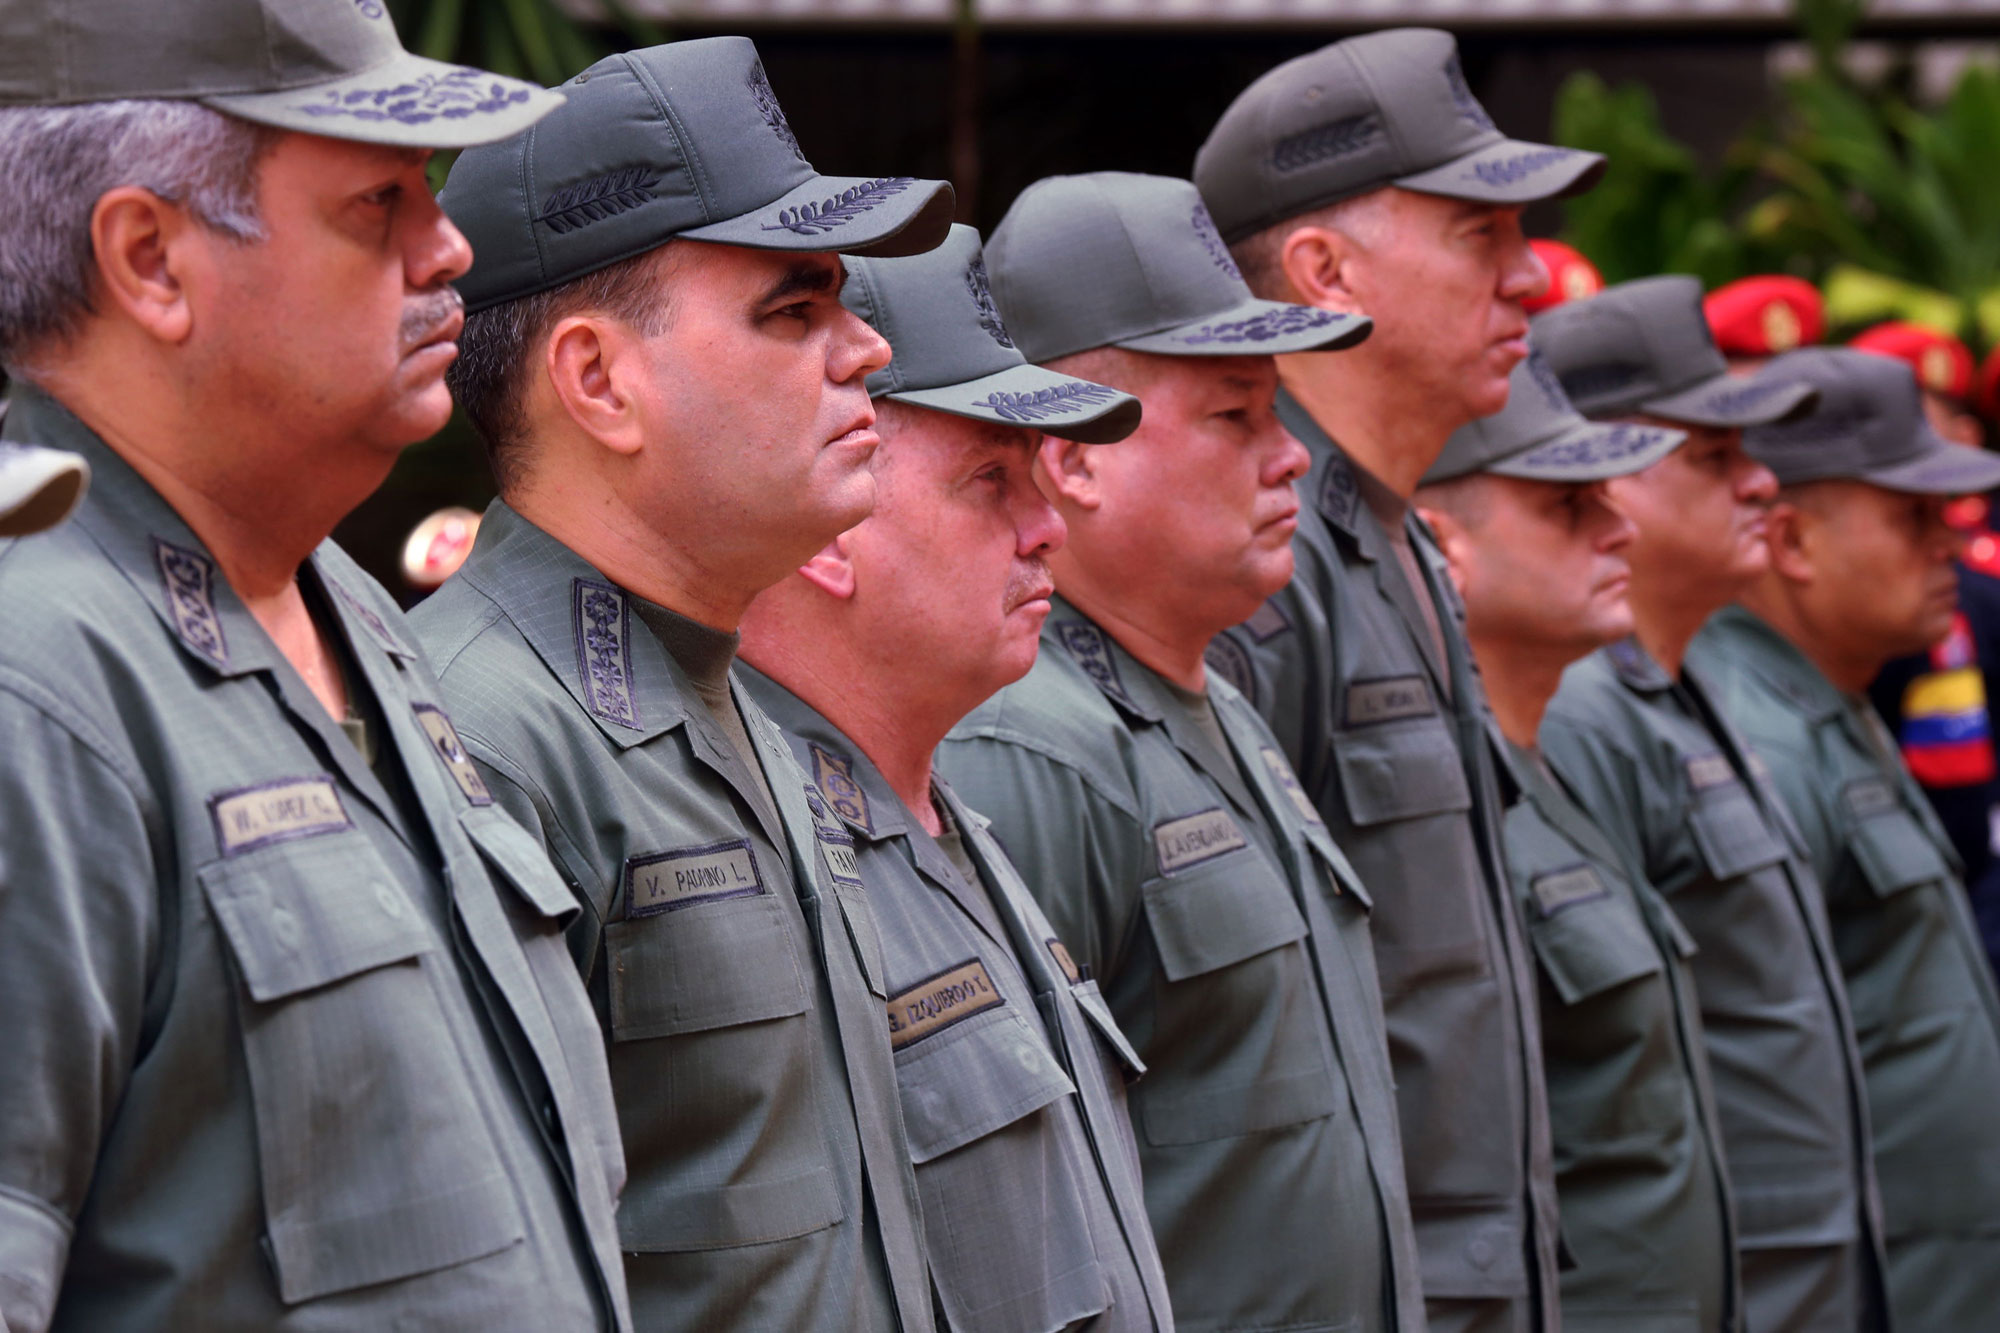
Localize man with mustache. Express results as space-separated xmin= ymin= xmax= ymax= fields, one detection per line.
xmin=1193 ymin=34 xmax=1604 ymax=1328
xmin=1691 ymin=348 xmax=2000 ymax=1333
xmin=1415 ymin=352 xmax=1745 ymax=1333
xmin=1533 ymin=283 xmax=1889 ymax=1333
xmin=735 ymin=223 xmax=1172 ymax=1332
xmin=0 ymin=1 xmax=636 ymax=1329
xmin=938 ymin=171 xmax=1424 ymax=1333
xmin=407 ymin=37 xmax=957 ymax=1333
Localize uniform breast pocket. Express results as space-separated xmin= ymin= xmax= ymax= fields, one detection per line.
xmin=1526 ymin=881 xmax=1664 ymax=1008
xmin=1847 ymin=807 xmax=1951 ymax=900
xmin=896 ymin=1007 xmax=1108 ymax=1333
xmin=601 ymin=890 xmax=843 ymax=1251
xmin=1685 ymin=783 xmax=1786 ymax=882
xmin=1136 ymin=850 xmax=1339 ymax=1146
xmin=200 ymin=835 xmax=525 ymax=1305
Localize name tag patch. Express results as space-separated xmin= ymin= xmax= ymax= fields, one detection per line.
xmin=816 ymin=825 xmax=864 ymax=891
xmin=1260 ymin=747 xmax=1323 ymax=825
xmin=412 ymin=703 xmax=492 ymax=806
xmin=626 ymin=839 xmax=765 ymax=917
xmin=1843 ymin=777 xmax=1899 ymax=820
xmin=1154 ymin=807 xmax=1248 ymax=875
xmin=1344 ymin=675 xmax=1433 ymax=727
xmin=1048 ymin=936 xmax=1081 ymax=984
xmin=887 ymin=958 xmax=1004 ymax=1050
xmin=1530 ymin=863 xmax=1611 ymax=917
xmin=1684 ymin=754 xmax=1735 ymax=791
xmin=210 ymin=776 xmax=352 ymax=855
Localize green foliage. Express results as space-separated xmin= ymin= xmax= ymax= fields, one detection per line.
xmin=387 ymin=0 xmax=662 ymax=87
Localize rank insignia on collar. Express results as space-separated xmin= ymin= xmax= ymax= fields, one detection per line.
xmin=571 ymin=578 xmax=638 ymax=728
xmin=413 ymin=703 xmax=493 ymax=806
xmin=810 ymin=743 xmax=874 ymax=835
xmin=1317 ymin=452 xmax=1360 ymax=530
xmin=1056 ymin=621 xmax=1135 ymax=710
xmin=154 ymin=537 xmax=229 ymax=669
xmin=1205 ymin=635 xmax=1255 ymax=705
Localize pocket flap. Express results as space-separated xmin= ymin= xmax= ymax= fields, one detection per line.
xmin=1686 ymin=785 xmax=1786 ymax=879
xmin=1071 ymin=979 xmax=1146 ymax=1076
xmin=1526 ymin=888 xmax=1664 ymax=1007
xmin=605 ymin=893 xmax=810 ymax=1039
xmin=1302 ymin=823 xmax=1373 ymax=910
xmin=457 ymin=806 xmax=579 ymax=922
xmin=1331 ymin=720 xmax=1472 ymax=827
xmin=1141 ymin=850 xmax=1307 ymax=983
xmin=1850 ymin=809 xmax=1950 ymax=899
xmin=897 ymin=1012 xmax=1076 ymax=1164
xmin=201 ymin=835 xmax=430 ymax=1003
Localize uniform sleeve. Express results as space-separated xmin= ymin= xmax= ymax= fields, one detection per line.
xmin=0 ymin=689 xmax=160 ymax=1333
xmin=936 ymin=735 xmax=1149 ymax=987
xmin=1539 ymin=714 xmax=1660 ymax=881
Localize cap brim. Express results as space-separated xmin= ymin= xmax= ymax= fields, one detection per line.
xmin=0 ymin=445 xmax=89 ymax=538
xmin=1487 ymin=419 xmax=1686 ymax=483
xmin=682 ymin=174 xmax=955 ymax=259
xmin=886 ymin=363 xmax=1141 ymax=444
xmin=1396 ymin=139 xmax=1607 ymax=205
xmin=1115 ymin=297 xmax=1371 ymax=357
xmin=1642 ymin=372 xmax=1818 ymax=429
xmin=204 ymin=53 xmax=562 ymax=149
xmin=1864 ymin=433 xmax=2000 ymax=496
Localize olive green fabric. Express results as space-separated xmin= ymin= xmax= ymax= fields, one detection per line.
xmin=1494 ymin=731 xmax=1740 ymax=1333
xmin=407 ymin=501 xmax=933 ymax=1333
xmin=1204 ymin=393 xmax=1562 ymax=1333
xmin=939 ymin=598 xmax=1422 ymax=1333
xmin=1541 ymin=638 xmax=1888 ymax=1333
xmin=742 ymin=667 xmax=1174 ymax=1332
xmin=1694 ymin=606 xmax=2000 ymax=1333
xmin=0 ymin=387 xmax=629 ymax=1332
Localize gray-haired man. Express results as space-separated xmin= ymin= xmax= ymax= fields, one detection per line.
xmin=0 ymin=1 xmax=633 ymax=1329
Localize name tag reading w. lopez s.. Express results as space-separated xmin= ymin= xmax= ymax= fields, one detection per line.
xmin=1153 ymin=807 xmax=1248 ymax=875
xmin=625 ymin=839 xmax=765 ymax=917
xmin=209 ymin=775 xmax=352 ymax=855
xmin=887 ymin=958 xmax=1004 ymax=1050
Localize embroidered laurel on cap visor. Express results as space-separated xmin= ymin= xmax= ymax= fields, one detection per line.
xmin=441 ymin=36 xmax=953 ymax=313
xmin=0 ymin=0 xmax=560 ymax=148
xmin=1425 ymin=348 xmax=1685 ymax=486
xmin=843 ymin=225 xmax=1141 ymax=444
xmin=0 ymin=441 xmax=89 ymax=537
xmin=983 ymin=171 xmax=1370 ymax=365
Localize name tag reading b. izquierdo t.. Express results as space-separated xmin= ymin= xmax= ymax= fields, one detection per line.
xmin=624 ymin=839 xmax=766 ymax=916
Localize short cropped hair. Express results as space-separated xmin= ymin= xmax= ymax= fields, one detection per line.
xmin=1228 ymin=190 xmax=1392 ymax=302
xmin=448 ymin=246 xmax=677 ymax=494
xmin=0 ymin=101 xmax=272 ymax=374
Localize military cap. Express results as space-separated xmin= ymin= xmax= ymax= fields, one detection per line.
xmin=984 ymin=171 xmax=1371 ymax=365
xmin=843 ymin=224 xmax=1141 ymax=444
xmin=442 ymin=37 xmax=954 ymax=313
xmin=1522 ymin=239 xmax=1603 ymax=315
xmin=1849 ymin=321 xmax=1976 ymax=402
xmin=0 ymin=440 xmax=88 ymax=537
xmin=0 ymin=0 xmax=559 ymax=148
xmin=1534 ymin=275 xmax=1817 ymax=428
xmin=1704 ymin=275 xmax=1824 ymax=358
xmin=1425 ymin=347 xmax=1684 ymax=486
xmin=1746 ymin=347 xmax=2000 ymax=493
xmin=1194 ymin=28 xmax=1605 ymax=245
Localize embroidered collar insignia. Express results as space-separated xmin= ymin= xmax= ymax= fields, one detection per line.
xmin=154 ymin=538 xmax=228 ymax=669
xmin=572 ymin=578 xmax=639 ymax=728
xmin=810 ymin=743 xmax=874 ymax=835
xmin=1056 ymin=621 xmax=1136 ymax=711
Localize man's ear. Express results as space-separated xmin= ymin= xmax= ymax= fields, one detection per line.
xmin=1279 ymin=224 xmax=1367 ymax=317
xmin=1035 ymin=434 xmax=1104 ymax=510
xmin=796 ymin=530 xmax=857 ymax=600
xmin=546 ymin=315 xmax=646 ymax=457
xmin=1763 ymin=499 xmax=1815 ymax=584
xmin=90 ymin=186 xmax=199 ymax=345
xmin=1415 ymin=502 xmax=1473 ymax=599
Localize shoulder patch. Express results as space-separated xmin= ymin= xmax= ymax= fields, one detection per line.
xmin=1047 ymin=936 xmax=1081 ymax=984
xmin=1344 ymin=675 xmax=1434 ymax=727
xmin=1243 ymin=598 xmax=1291 ymax=643
xmin=1530 ymin=863 xmax=1611 ymax=918
xmin=1260 ymin=746 xmax=1323 ymax=825
xmin=1683 ymin=753 xmax=1735 ymax=791
xmin=412 ymin=703 xmax=493 ymax=806
xmin=1317 ymin=452 xmax=1360 ymax=529
xmin=572 ymin=579 xmax=638 ymax=728
xmin=209 ymin=775 xmax=351 ymax=855
xmin=154 ymin=538 xmax=229 ymax=669
xmin=810 ymin=744 xmax=874 ymax=835
xmin=1153 ymin=806 xmax=1249 ymax=875
xmin=1843 ymin=776 xmax=1899 ymax=821
xmin=1204 ymin=634 xmax=1254 ymax=702
xmin=624 ymin=839 xmax=765 ymax=916
xmin=887 ymin=957 xmax=1004 ymax=1050
xmin=1056 ymin=621 xmax=1134 ymax=709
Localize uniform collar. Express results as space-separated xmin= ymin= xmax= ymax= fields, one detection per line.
xmin=1602 ymin=634 xmax=1676 ymax=695
xmin=1703 ymin=603 xmax=1848 ymax=723
xmin=453 ymin=499 xmax=692 ymax=748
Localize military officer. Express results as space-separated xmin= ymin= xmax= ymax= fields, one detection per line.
xmin=1533 ymin=282 xmax=1889 ymax=1333
xmin=1692 ymin=347 xmax=2000 ymax=1333
xmin=937 ymin=171 xmax=1424 ymax=1333
xmin=733 ymin=223 xmax=1171 ymax=1332
xmin=1417 ymin=351 xmax=1745 ymax=1333
xmin=0 ymin=1 xmax=634 ymax=1329
xmin=407 ymin=37 xmax=955 ymax=1332
xmin=1194 ymin=31 xmax=1606 ymax=1330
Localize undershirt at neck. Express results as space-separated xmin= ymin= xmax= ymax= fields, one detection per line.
xmin=632 ymin=599 xmax=776 ymax=814
xmin=1355 ymin=462 xmax=1450 ymax=689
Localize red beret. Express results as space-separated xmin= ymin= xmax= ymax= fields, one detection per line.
xmin=1849 ymin=321 xmax=1974 ymax=401
xmin=1704 ymin=276 xmax=1824 ymax=356
xmin=1523 ymin=239 xmax=1603 ymax=315
xmin=1978 ymin=346 xmax=2000 ymax=421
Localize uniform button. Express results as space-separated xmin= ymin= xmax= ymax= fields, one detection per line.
xmin=270 ymin=907 xmax=301 ymax=950
xmin=372 ymin=881 xmax=404 ymax=919
xmin=1468 ymin=1237 xmax=1496 ymax=1270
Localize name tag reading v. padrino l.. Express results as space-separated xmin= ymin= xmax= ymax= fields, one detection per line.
xmin=625 ymin=839 xmax=766 ymax=917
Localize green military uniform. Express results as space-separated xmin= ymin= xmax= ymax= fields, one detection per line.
xmin=408 ymin=503 xmax=933 ymax=1331
xmin=1208 ymin=406 xmax=1563 ymax=1329
xmin=744 ymin=668 xmax=1173 ymax=1332
xmin=1496 ymin=732 xmax=1740 ymax=1332
xmin=0 ymin=388 xmax=630 ymax=1332
xmin=1696 ymin=605 xmax=2000 ymax=1333
xmin=1542 ymin=640 xmax=1885 ymax=1332
xmin=940 ymin=599 xmax=1421 ymax=1333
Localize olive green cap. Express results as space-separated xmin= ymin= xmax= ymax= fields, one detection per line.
xmin=843 ymin=225 xmax=1141 ymax=445
xmin=0 ymin=0 xmax=562 ymax=149
xmin=1427 ymin=347 xmax=1685 ymax=485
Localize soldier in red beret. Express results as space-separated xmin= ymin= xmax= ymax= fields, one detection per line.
xmin=1705 ymin=275 xmax=1825 ymax=371
xmin=1852 ymin=321 xmax=1983 ymax=447
xmin=1521 ymin=239 xmax=1603 ymax=315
